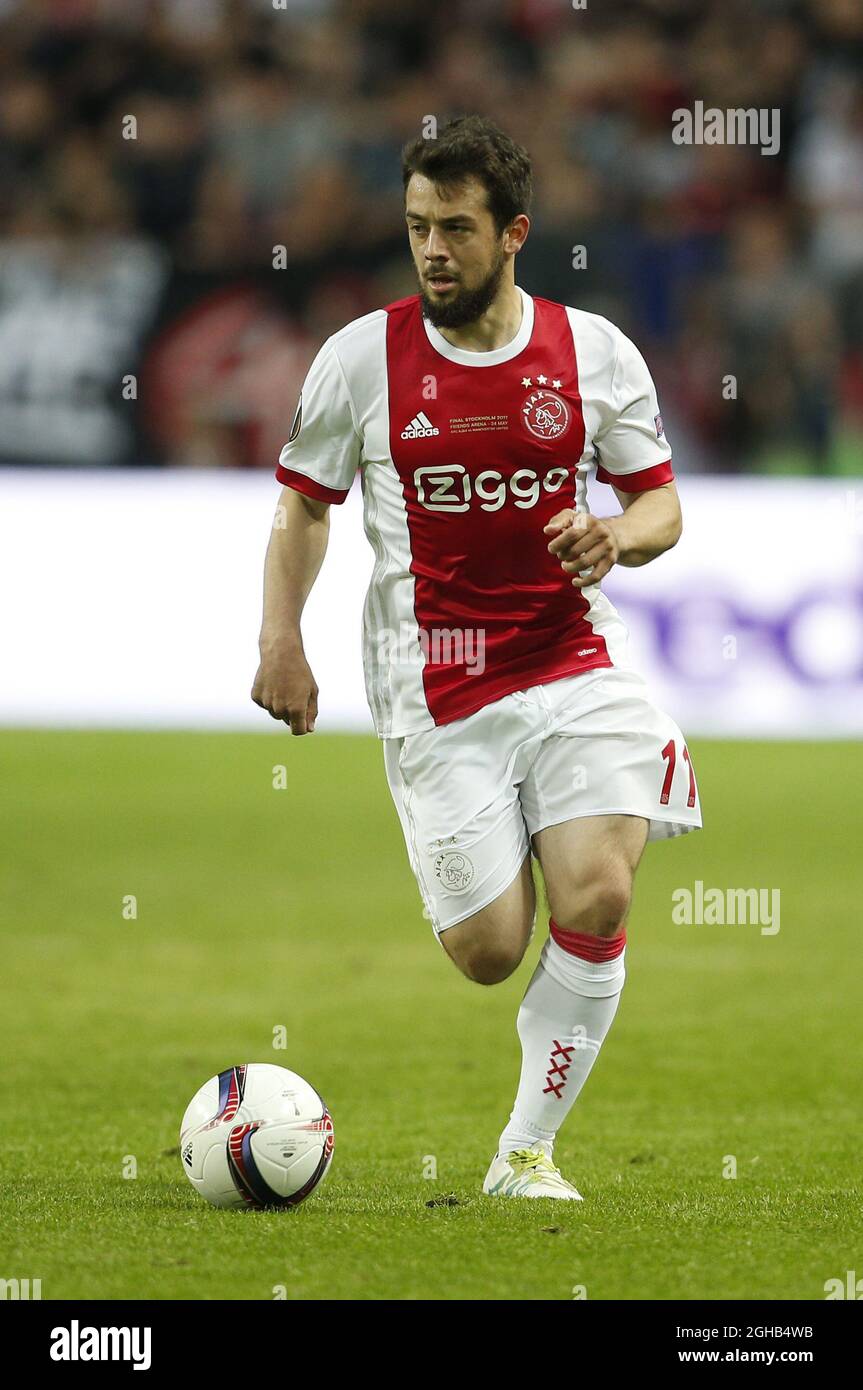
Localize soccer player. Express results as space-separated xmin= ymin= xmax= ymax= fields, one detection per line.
xmin=252 ymin=115 xmax=702 ymax=1201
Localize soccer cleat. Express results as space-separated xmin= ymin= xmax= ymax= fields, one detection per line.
xmin=482 ymin=1147 xmax=584 ymax=1201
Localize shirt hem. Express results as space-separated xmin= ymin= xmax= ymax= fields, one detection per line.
xmin=375 ymin=656 xmax=615 ymax=739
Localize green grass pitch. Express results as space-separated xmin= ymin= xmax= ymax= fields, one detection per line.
xmin=1 ymin=730 xmax=861 ymax=1301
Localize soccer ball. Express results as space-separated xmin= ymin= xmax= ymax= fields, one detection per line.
xmin=179 ymin=1063 xmax=334 ymax=1210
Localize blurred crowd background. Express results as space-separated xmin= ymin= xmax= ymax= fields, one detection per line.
xmin=1 ymin=0 xmax=862 ymax=474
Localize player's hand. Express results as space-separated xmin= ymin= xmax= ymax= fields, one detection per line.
xmin=251 ymin=641 xmax=319 ymax=735
xmin=544 ymin=508 xmax=620 ymax=589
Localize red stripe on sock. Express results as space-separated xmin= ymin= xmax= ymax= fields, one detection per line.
xmin=549 ymin=918 xmax=626 ymax=962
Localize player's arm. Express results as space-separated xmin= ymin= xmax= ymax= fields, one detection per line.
xmin=251 ymin=486 xmax=330 ymax=734
xmin=546 ymin=328 xmax=681 ymax=588
xmin=544 ymin=482 xmax=681 ymax=588
xmin=607 ymin=480 xmax=682 ymax=565
xmin=252 ymin=335 xmax=361 ymax=732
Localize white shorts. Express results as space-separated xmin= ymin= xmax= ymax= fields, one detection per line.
xmin=383 ymin=665 xmax=703 ymax=936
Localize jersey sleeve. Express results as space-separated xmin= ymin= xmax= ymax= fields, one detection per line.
xmin=593 ymin=332 xmax=674 ymax=492
xmin=275 ymin=339 xmax=361 ymax=503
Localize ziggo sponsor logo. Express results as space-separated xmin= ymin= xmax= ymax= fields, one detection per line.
xmin=413 ymin=463 xmax=570 ymax=513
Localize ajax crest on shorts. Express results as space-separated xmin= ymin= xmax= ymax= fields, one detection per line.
xmin=433 ymin=850 xmax=475 ymax=893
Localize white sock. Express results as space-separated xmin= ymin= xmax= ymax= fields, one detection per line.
xmin=497 ymin=928 xmax=626 ymax=1159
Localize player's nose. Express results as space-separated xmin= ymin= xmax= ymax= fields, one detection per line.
xmin=424 ymin=226 xmax=451 ymax=262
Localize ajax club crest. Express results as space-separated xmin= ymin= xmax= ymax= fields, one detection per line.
xmin=522 ymin=387 xmax=571 ymax=441
xmin=433 ymin=850 xmax=475 ymax=893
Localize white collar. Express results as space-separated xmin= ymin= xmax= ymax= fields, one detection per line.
xmin=421 ymin=285 xmax=534 ymax=367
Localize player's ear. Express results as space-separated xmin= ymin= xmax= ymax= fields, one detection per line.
xmin=505 ymin=214 xmax=530 ymax=254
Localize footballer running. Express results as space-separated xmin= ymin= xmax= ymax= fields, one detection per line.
xmin=252 ymin=116 xmax=702 ymax=1201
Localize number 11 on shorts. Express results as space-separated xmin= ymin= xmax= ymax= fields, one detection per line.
xmin=660 ymin=738 xmax=697 ymax=808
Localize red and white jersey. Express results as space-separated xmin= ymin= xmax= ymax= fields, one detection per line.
xmin=276 ymin=286 xmax=674 ymax=738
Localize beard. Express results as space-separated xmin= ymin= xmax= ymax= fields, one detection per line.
xmin=419 ymin=249 xmax=507 ymax=329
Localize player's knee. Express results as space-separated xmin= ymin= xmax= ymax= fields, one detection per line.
xmin=459 ymin=941 xmax=524 ymax=986
xmin=553 ymin=867 xmax=632 ymax=938
xmin=440 ymin=870 xmax=535 ymax=984
xmin=442 ymin=916 xmax=530 ymax=985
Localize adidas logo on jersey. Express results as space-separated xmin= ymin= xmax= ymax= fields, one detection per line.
xmin=401 ymin=411 xmax=439 ymax=439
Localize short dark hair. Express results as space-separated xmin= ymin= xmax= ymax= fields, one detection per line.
xmin=401 ymin=115 xmax=533 ymax=234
